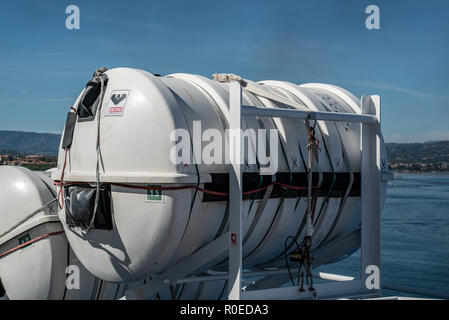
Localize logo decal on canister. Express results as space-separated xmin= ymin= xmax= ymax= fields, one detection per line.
xmin=105 ymin=90 xmax=130 ymax=117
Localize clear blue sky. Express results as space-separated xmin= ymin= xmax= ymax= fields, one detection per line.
xmin=0 ymin=0 xmax=448 ymax=142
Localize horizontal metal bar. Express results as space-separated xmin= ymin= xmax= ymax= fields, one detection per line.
xmin=241 ymin=105 xmax=378 ymax=124
xmin=175 ymin=268 xmax=359 ymax=285
xmin=241 ymin=280 xmax=371 ymax=300
xmin=176 ymin=269 xmax=448 ymax=300
xmin=313 ymin=272 xmax=449 ymax=300
xmin=309 ymin=110 xmax=378 ymax=124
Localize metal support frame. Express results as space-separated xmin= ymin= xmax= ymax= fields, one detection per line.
xmin=227 ymin=82 xmax=382 ymax=300
xmin=123 ymin=81 xmax=383 ymax=301
xmin=228 ymin=82 xmax=243 ymax=300
xmin=360 ymin=95 xmax=381 ymax=296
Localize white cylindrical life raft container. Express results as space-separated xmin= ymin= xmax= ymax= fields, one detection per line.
xmin=53 ymin=67 xmax=388 ymax=283
xmin=0 ymin=166 xmax=128 ymax=300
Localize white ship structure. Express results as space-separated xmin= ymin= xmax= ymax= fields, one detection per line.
xmin=1 ymin=67 xmax=445 ymax=300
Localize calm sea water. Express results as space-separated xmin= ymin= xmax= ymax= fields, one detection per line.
xmin=315 ymin=173 xmax=449 ymax=298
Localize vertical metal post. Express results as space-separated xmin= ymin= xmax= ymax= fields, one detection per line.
xmin=360 ymin=95 xmax=381 ymax=296
xmin=228 ymin=81 xmax=243 ymax=300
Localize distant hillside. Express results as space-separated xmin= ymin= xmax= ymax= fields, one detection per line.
xmin=0 ymin=130 xmax=448 ymax=171
xmin=0 ymin=130 xmax=61 ymax=156
xmin=386 ymin=140 xmax=449 ymax=172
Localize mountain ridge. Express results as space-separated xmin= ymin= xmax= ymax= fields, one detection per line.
xmin=1 ymin=130 xmax=448 ymax=171
xmin=0 ymin=130 xmax=61 ymax=156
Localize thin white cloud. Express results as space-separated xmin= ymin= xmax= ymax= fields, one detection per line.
xmin=384 ymin=131 xmax=449 ymax=143
xmin=346 ymin=80 xmax=449 ymax=101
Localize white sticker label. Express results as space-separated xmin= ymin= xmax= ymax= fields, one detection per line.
xmin=105 ymin=90 xmax=130 ymax=117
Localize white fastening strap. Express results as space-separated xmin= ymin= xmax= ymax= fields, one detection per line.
xmin=243 ymin=82 xmax=309 ymax=111
xmin=212 ymin=73 xmax=308 ymax=111
xmin=0 ymin=198 xmax=58 ymax=240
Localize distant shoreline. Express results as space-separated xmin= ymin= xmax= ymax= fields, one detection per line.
xmin=392 ymin=170 xmax=449 ymax=175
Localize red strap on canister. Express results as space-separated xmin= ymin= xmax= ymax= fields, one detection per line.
xmin=0 ymin=231 xmax=65 ymax=259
